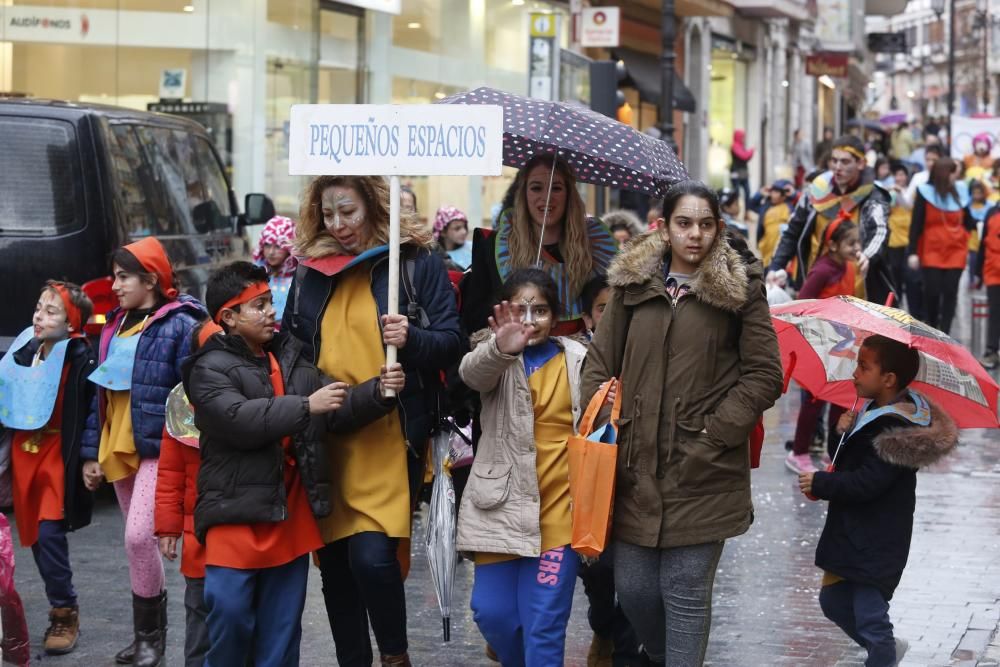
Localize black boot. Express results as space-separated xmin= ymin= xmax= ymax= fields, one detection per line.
xmin=116 ymin=591 xmax=166 ymax=664
xmin=132 ymin=593 xmax=163 ymax=667
xmin=158 ymin=590 xmax=168 ymax=651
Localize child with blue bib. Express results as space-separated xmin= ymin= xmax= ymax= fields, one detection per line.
xmin=81 ymin=237 xmax=206 ymax=667
xmin=0 ymin=281 xmax=95 ymax=655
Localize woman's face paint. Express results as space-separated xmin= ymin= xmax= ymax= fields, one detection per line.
xmin=664 ymin=195 xmax=720 ymax=272
xmin=321 ymin=185 xmax=371 ymax=253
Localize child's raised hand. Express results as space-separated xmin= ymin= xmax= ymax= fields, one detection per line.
xmin=379 ymin=363 xmax=405 ymax=398
xmin=836 ymin=410 xmax=857 ymax=435
xmin=158 ymin=536 xmax=178 ymax=561
xmin=488 ymin=301 xmax=533 ymax=355
xmin=82 ymin=460 xmax=103 ymax=491
xmin=309 ymin=382 xmax=349 ymax=415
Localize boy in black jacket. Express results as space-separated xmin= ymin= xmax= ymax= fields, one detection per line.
xmin=798 ymin=335 xmax=957 ymax=667
xmin=183 ymin=261 xmax=404 ymax=667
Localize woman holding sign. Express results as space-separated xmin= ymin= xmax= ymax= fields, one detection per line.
xmin=284 ymin=175 xmax=463 ymax=667
xmin=461 ymin=154 xmax=618 ymax=336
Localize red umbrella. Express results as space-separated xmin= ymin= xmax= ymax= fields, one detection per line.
xmin=771 ymin=295 xmax=999 ymax=429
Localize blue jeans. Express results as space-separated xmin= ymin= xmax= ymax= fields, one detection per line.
xmin=471 ymin=546 xmax=580 ymax=667
xmin=316 ymin=532 xmax=407 ymax=665
xmin=31 ymin=520 xmax=76 ymax=608
xmin=819 ymin=580 xmax=897 ymax=667
xmin=203 ymin=555 xmax=309 ymax=667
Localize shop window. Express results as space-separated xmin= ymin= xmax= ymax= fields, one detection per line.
xmin=11 ymin=0 xmax=194 ymax=11
xmin=267 ymin=0 xmax=314 ymax=31
xmin=0 ymin=117 xmax=83 ymax=236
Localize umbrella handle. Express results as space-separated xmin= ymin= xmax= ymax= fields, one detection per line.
xmin=534 ymin=153 xmax=560 ymax=267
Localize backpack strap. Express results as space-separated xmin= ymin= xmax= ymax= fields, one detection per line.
xmin=400 ymin=246 xmax=431 ymax=329
xmin=292 ymin=262 xmax=308 ymax=319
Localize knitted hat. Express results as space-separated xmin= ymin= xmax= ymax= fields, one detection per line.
xmin=433 ymin=206 xmax=468 ymax=240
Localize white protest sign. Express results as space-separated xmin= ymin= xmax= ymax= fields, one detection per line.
xmin=950 ymin=115 xmax=1000 ymax=160
xmin=288 ymin=104 xmax=504 ymax=176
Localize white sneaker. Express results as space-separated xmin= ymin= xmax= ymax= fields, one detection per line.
xmin=894 ymin=637 xmax=909 ymax=665
xmin=785 ymin=452 xmax=818 ymax=474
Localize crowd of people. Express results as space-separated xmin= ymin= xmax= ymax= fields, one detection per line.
xmin=0 ymin=128 xmax=969 ymax=667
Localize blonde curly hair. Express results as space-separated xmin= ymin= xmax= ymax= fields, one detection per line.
xmin=507 ymin=155 xmax=592 ymax=297
xmin=296 ymin=176 xmax=432 ymax=258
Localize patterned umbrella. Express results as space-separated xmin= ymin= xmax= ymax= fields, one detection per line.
xmin=437 ymin=87 xmax=688 ymax=197
xmin=771 ymin=296 xmax=999 ymax=428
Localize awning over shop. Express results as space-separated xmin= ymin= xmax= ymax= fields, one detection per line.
xmin=616 ymin=48 xmax=697 ymax=113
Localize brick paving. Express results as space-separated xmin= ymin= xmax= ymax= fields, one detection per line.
xmin=7 ymin=388 xmax=1000 ymax=666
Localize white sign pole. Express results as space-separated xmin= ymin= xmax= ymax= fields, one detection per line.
xmin=386 ymin=176 xmax=401 ymax=396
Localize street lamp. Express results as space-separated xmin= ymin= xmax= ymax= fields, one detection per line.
xmin=930 ymin=0 xmax=955 ymax=145
xmin=659 ymin=0 xmax=677 ymax=152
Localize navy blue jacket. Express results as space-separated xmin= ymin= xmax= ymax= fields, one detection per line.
xmin=284 ymin=244 xmax=464 ymax=498
xmin=811 ymin=399 xmax=956 ymax=600
xmin=81 ymin=295 xmax=206 ymax=461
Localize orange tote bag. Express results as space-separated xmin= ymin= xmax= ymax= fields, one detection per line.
xmin=567 ymin=378 xmax=622 ymax=558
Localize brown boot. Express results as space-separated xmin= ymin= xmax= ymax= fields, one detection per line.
xmin=587 ymin=632 xmax=614 ymax=667
xmin=380 ymin=652 xmax=412 ymax=666
xmin=44 ymin=606 xmax=80 ymax=655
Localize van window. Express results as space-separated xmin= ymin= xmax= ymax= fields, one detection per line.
xmin=0 ymin=117 xmax=84 ymax=236
xmin=108 ymin=124 xmax=232 ymax=239
xmin=133 ymin=126 xmax=233 ymax=237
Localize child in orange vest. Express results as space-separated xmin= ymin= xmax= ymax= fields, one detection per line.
xmin=785 ymin=220 xmax=865 ymax=474
xmin=975 ymin=204 xmax=1000 ymax=369
xmin=0 ymin=281 xmax=95 ymax=655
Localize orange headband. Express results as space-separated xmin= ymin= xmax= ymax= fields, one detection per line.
xmin=49 ymin=283 xmax=84 ymax=336
xmin=824 ymin=216 xmax=849 ymax=246
xmin=213 ymin=282 xmax=271 ymax=324
xmin=837 ymin=145 xmax=865 ymax=161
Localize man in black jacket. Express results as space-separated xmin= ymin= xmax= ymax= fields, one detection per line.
xmin=768 ymin=135 xmax=894 ymax=305
xmin=798 ymin=335 xmax=957 ymax=667
xmin=183 ymin=261 xmax=403 ymax=667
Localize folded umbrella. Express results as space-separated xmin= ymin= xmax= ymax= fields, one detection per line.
xmin=771 ymin=295 xmax=999 ymax=429
xmin=425 ymin=426 xmax=458 ymax=641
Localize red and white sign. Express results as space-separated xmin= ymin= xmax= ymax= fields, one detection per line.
xmin=580 ymin=7 xmax=619 ymax=48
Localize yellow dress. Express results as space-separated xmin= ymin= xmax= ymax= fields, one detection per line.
xmin=97 ymin=321 xmax=143 ymax=482
xmin=316 ymin=264 xmax=409 ymax=543
xmin=888 ymin=205 xmax=911 ymax=249
xmin=478 ymin=351 xmax=574 ymax=565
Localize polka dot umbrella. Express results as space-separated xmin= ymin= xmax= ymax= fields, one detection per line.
xmin=436 ymin=87 xmax=688 ymax=197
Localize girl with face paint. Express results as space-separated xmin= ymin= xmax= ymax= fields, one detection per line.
xmin=457 ymin=269 xmax=589 ymax=667
xmin=581 ymin=181 xmax=784 ymax=666
xmin=285 ymin=176 xmax=463 ymax=666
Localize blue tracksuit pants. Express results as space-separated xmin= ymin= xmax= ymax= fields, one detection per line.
xmin=471 ymin=545 xmax=579 ymax=667
xmin=203 ymin=555 xmax=309 ymax=667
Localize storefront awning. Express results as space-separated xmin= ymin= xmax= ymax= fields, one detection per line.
xmin=617 ymin=49 xmax=697 ymax=113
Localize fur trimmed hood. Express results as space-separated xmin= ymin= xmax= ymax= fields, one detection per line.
xmin=607 ymin=230 xmax=759 ymax=313
xmin=873 ymin=400 xmax=959 ymax=469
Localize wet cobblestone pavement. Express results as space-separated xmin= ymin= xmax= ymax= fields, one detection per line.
xmin=8 ymin=388 xmax=1000 ymax=666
